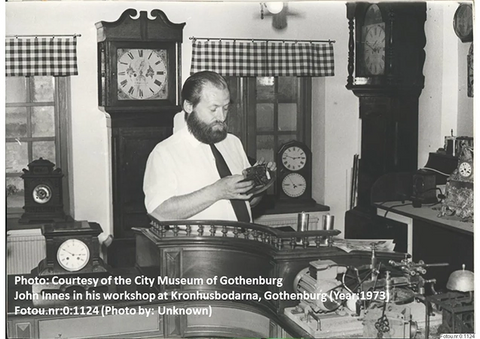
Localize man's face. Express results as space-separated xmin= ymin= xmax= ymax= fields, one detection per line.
xmin=186 ymin=83 xmax=230 ymax=144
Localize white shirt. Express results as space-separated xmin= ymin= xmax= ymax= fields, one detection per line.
xmin=143 ymin=127 xmax=252 ymax=221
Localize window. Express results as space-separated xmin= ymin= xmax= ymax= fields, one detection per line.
xmin=226 ymin=76 xmax=312 ymax=194
xmin=5 ymin=76 xmax=71 ymax=217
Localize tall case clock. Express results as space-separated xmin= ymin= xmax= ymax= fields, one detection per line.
xmin=345 ymin=3 xmax=427 ymax=237
xmin=96 ymin=9 xmax=185 ymax=240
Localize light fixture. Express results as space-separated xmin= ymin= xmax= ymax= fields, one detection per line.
xmin=265 ymin=2 xmax=284 ymax=14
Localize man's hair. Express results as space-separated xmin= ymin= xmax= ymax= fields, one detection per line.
xmin=181 ymin=71 xmax=229 ymax=109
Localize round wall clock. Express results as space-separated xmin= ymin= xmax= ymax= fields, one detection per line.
xmin=453 ymin=4 xmax=473 ymax=43
xmin=276 ymin=140 xmax=315 ymax=206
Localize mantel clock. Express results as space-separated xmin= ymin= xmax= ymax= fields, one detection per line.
xmin=31 ymin=221 xmax=113 ymax=306
xmin=276 ymin=140 xmax=315 ymax=206
xmin=19 ymin=158 xmax=67 ymax=224
xmin=96 ymin=9 xmax=185 ymax=114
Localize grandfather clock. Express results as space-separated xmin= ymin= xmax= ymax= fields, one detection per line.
xmin=344 ymin=3 xmax=426 ymax=240
xmin=96 ymin=9 xmax=185 ymax=239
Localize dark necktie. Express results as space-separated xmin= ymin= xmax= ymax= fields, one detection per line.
xmin=210 ymin=144 xmax=251 ymax=222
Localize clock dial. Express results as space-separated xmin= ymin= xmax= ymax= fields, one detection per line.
xmin=117 ymin=48 xmax=168 ymax=100
xmin=281 ymin=146 xmax=307 ymax=171
xmin=282 ymin=173 xmax=307 ymax=198
xmin=459 ymin=162 xmax=472 ymax=177
xmin=363 ymin=23 xmax=385 ymax=75
xmin=57 ymin=239 xmax=90 ymax=272
xmin=32 ymin=184 xmax=52 ymax=204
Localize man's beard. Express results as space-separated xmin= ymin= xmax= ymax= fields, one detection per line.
xmin=187 ymin=111 xmax=228 ymax=144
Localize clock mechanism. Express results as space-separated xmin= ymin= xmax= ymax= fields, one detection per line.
xmin=277 ymin=140 xmax=315 ymax=206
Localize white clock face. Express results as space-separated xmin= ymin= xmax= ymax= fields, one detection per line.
xmin=117 ymin=48 xmax=168 ymax=100
xmin=459 ymin=162 xmax=472 ymax=177
xmin=33 ymin=184 xmax=52 ymax=204
xmin=281 ymin=146 xmax=307 ymax=171
xmin=282 ymin=173 xmax=307 ymax=198
xmin=57 ymin=239 xmax=90 ymax=272
xmin=362 ymin=23 xmax=386 ymax=75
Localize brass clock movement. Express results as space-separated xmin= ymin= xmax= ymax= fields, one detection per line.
xmin=96 ymin=9 xmax=185 ymax=114
xmin=277 ymin=140 xmax=315 ymax=206
xmin=19 ymin=158 xmax=67 ymax=224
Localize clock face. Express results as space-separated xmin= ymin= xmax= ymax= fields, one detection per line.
xmin=281 ymin=146 xmax=307 ymax=171
xmin=117 ymin=48 xmax=169 ymax=101
xmin=459 ymin=162 xmax=472 ymax=177
xmin=57 ymin=239 xmax=90 ymax=272
xmin=281 ymin=173 xmax=307 ymax=198
xmin=32 ymin=184 xmax=52 ymax=204
xmin=362 ymin=23 xmax=385 ymax=75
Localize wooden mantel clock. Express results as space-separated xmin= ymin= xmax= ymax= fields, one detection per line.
xmin=344 ymin=3 xmax=427 ymax=233
xmin=276 ymin=140 xmax=316 ymax=206
xmin=31 ymin=221 xmax=113 ymax=306
xmin=96 ymin=9 xmax=185 ymax=239
xmin=19 ymin=158 xmax=67 ymax=224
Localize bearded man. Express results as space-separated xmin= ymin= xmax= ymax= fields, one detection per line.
xmin=144 ymin=71 xmax=276 ymax=222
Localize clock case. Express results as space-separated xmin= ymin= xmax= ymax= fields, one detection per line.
xmin=96 ymin=9 xmax=185 ymax=113
xmin=33 ymin=221 xmax=109 ymax=277
xmin=276 ymin=140 xmax=315 ymax=206
xmin=19 ymin=158 xmax=67 ymax=224
xmin=96 ymin=9 xmax=185 ymax=240
xmin=346 ymin=2 xmax=426 ymax=91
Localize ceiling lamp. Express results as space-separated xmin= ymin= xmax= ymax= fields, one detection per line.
xmin=265 ymin=2 xmax=284 ymax=14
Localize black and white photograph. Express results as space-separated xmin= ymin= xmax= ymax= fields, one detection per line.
xmin=4 ymin=1 xmax=475 ymax=338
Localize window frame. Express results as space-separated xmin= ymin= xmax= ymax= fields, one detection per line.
xmin=5 ymin=76 xmax=72 ymax=219
xmin=226 ymin=76 xmax=312 ymax=159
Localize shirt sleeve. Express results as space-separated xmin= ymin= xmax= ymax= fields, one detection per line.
xmin=143 ymin=146 xmax=178 ymax=215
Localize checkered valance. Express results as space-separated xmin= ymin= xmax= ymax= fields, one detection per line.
xmin=5 ymin=37 xmax=78 ymax=76
xmin=190 ymin=40 xmax=334 ymax=77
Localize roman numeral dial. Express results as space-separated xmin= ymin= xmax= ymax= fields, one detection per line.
xmin=281 ymin=146 xmax=307 ymax=171
xmin=117 ymin=48 xmax=169 ymax=100
xmin=362 ymin=23 xmax=386 ymax=75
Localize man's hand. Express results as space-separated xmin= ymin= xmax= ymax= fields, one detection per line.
xmin=254 ymin=157 xmax=277 ymax=173
xmin=213 ymin=174 xmax=255 ymax=200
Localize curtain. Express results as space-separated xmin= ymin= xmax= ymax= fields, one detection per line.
xmin=5 ymin=37 xmax=78 ymax=76
xmin=190 ymin=39 xmax=334 ymax=77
